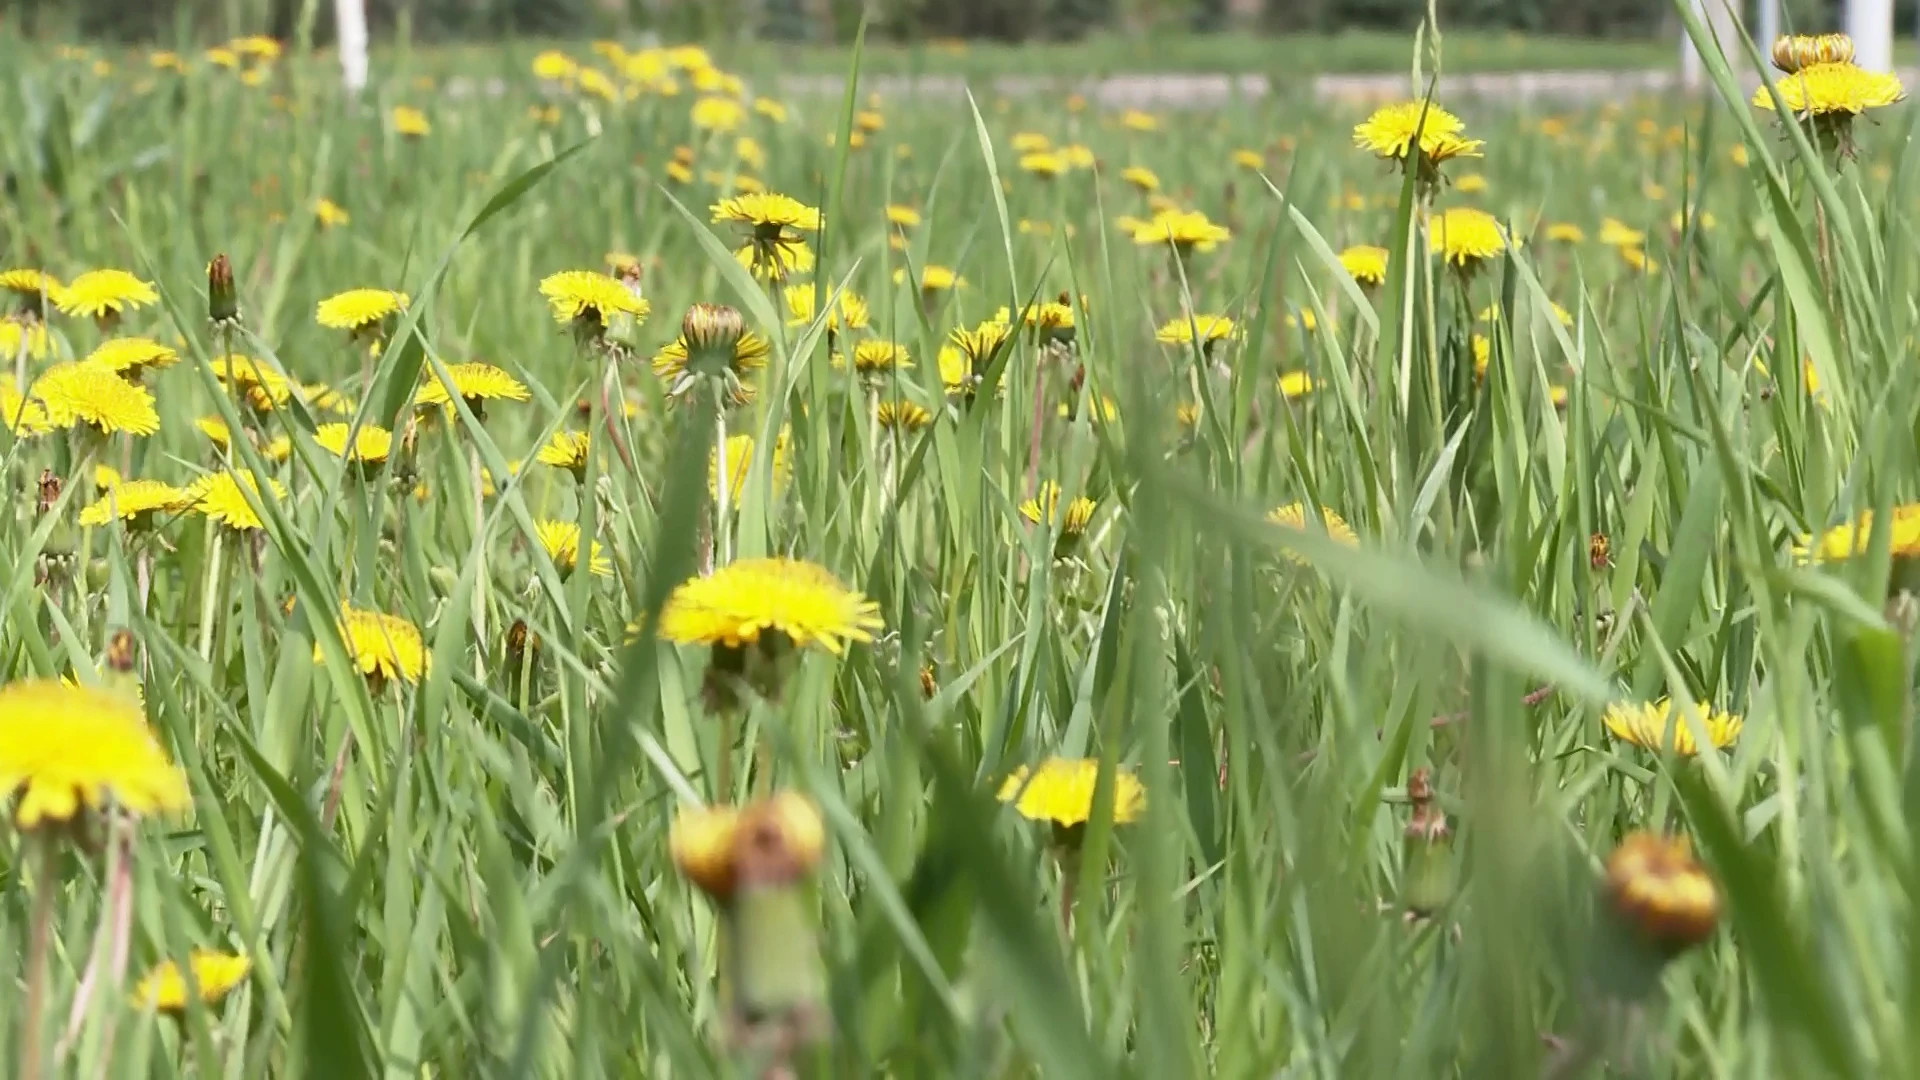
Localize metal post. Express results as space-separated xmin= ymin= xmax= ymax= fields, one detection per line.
xmin=1756 ymin=0 xmax=1779 ymax=50
xmin=1848 ymin=0 xmax=1894 ymax=72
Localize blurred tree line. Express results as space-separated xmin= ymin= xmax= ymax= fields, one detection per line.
xmin=0 ymin=0 xmax=1874 ymax=44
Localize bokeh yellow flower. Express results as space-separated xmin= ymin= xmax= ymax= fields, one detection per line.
xmin=133 ymin=950 xmax=251 ymax=1012
xmin=1604 ymin=699 xmax=1742 ymax=756
xmin=0 ymin=680 xmax=189 ymax=828
xmin=998 ymin=758 xmax=1145 ymax=828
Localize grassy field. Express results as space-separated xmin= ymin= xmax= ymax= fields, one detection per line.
xmin=0 ymin=16 xmax=1916 ymax=1080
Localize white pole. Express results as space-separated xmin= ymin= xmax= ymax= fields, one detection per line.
xmin=1848 ymin=0 xmax=1894 ymax=73
xmin=1756 ymin=0 xmax=1779 ymax=51
xmin=336 ymin=0 xmax=369 ymax=94
xmin=1682 ymin=0 xmax=1741 ymax=87
xmin=1681 ymin=0 xmax=1706 ymax=88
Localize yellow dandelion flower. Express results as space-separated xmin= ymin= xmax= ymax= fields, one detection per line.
xmin=1019 ymin=151 xmax=1068 ymax=178
xmin=1604 ymin=699 xmax=1742 ymax=756
xmin=1232 ymin=148 xmax=1265 ymax=170
xmin=1620 ymin=247 xmax=1658 ymax=275
xmin=1010 ymin=132 xmax=1051 ymax=153
xmin=55 ymin=269 xmax=158 ymax=320
xmin=316 ymin=288 xmax=407 ymax=331
xmin=713 ymin=192 xmax=820 ymax=234
xmin=78 ymin=480 xmax=189 ymax=527
xmin=651 ymin=332 xmax=770 ymax=393
xmin=414 ymin=363 xmax=531 ymax=411
xmin=997 ymin=758 xmax=1145 ymax=828
xmin=0 ymin=269 xmax=62 ymax=309
xmin=0 ymin=680 xmax=189 ymax=828
xmin=660 ymin=557 xmax=881 ymax=654
xmin=539 ymin=270 xmax=649 ymax=328
xmin=691 ymin=95 xmax=745 ymax=132
xmin=752 ymin=96 xmax=788 ymax=122
xmin=205 ymin=46 xmax=239 ymax=69
xmin=313 ymin=422 xmax=392 ymax=465
xmin=1278 ymin=371 xmax=1315 ymax=399
xmin=875 ymin=400 xmax=933 ymax=431
xmin=851 ymin=339 xmax=911 ymax=373
xmin=951 ymin=319 xmax=1013 ymax=371
xmin=0 ymin=318 xmax=53 ymax=361
xmin=1338 ymin=245 xmax=1389 ymax=287
xmin=133 ymin=950 xmax=251 ymax=1013
xmin=1019 ymin=481 xmax=1097 ymax=535
xmin=1754 ymin=60 xmax=1904 ymax=115
xmin=782 ymin=286 xmax=869 ymax=331
xmin=1121 ymin=165 xmax=1161 ymax=192
xmin=1426 ymin=207 xmax=1507 ymax=269
xmin=1121 ymin=109 xmax=1159 ymax=132
xmin=85 ymin=337 xmax=178 ymax=374
xmin=536 ymin=430 xmax=593 ymax=476
xmin=187 ymin=470 xmax=287 ymax=531
xmin=318 ymin=605 xmax=428 ymax=688
xmin=1545 ymin=222 xmax=1587 ymax=243
xmin=1155 ymin=314 xmax=1238 ymax=346
xmin=149 ymin=51 xmax=188 ymax=73
xmin=1352 ymin=101 xmax=1483 ymax=169
xmin=532 ymin=49 xmax=578 ymax=81
xmin=734 ymin=239 xmax=814 ymax=281
xmin=709 ymin=428 xmax=792 ymax=501
xmin=533 ymin=519 xmax=613 ymax=578
xmin=1131 ymin=209 xmax=1230 ymax=254
xmin=210 ymin=355 xmax=292 ymax=407
xmin=1794 ymin=503 xmax=1920 ymax=562
xmin=33 ymin=362 xmax=160 ymax=436
xmin=1598 ymin=218 xmax=1646 ymax=248
xmin=1455 ymin=172 xmax=1489 ymax=193
xmin=1268 ymin=502 xmax=1358 ymax=548
xmin=898 ymin=264 xmax=963 ymax=292
xmin=390 ymin=105 xmax=431 ymax=137
xmin=312 ymin=197 xmax=349 ymax=228
xmin=886 ymin=204 xmax=922 ymax=228
xmin=1 ymin=385 xmax=53 ymax=436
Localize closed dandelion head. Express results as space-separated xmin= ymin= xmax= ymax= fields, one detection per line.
xmin=1339 ymin=245 xmax=1389 ymax=287
xmin=709 ymin=429 xmax=792 ymax=502
xmin=1603 ymin=832 xmax=1720 ymax=955
xmin=34 ymin=361 xmax=161 ymax=436
xmin=998 ymin=758 xmax=1145 ymax=846
xmin=1772 ymin=32 xmax=1855 ymax=72
xmin=1604 ymin=699 xmax=1742 ymax=756
xmin=539 ymin=270 xmax=649 ymax=335
xmin=1155 ymin=313 xmax=1238 ymax=348
xmin=413 ymin=362 xmax=530 ymax=419
xmin=316 ymin=288 xmax=408 ymax=333
xmin=313 ymin=422 xmax=393 ymax=471
xmin=56 ymin=269 xmax=158 ymax=324
xmin=1589 ymin=532 xmax=1613 ymax=570
xmin=206 ymin=253 xmax=240 ymax=326
xmin=671 ymin=803 xmax=742 ymax=901
xmin=0 ymin=268 xmax=63 ymax=313
xmin=1427 ymin=207 xmax=1508 ymax=272
xmin=534 ymin=519 xmax=612 ymax=578
xmin=78 ymin=480 xmax=190 ymax=529
xmin=653 ymin=315 xmax=768 ymax=404
xmin=318 ymin=605 xmax=427 ymax=692
xmin=0 ymin=679 xmax=189 ymax=829
xmin=86 ymin=337 xmax=179 ymax=376
xmin=187 ymin=470 xmax=287 ymax=532
xmin=133 ymin=950 xmax=252 ymax=1013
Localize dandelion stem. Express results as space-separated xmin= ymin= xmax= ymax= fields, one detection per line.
xmin=196 ymin=527 xmax=225 ymax=661
xmin=713 ymin=401 xmax=731 ymax=568
xmin=20 ymin=834 xmax=59 ymax=1080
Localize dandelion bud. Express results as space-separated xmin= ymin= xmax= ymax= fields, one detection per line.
xmin=919 ymin=664 xmax=938 ymax=699
xmin=1603 ymin=832 xmax=1719 ymax=955
xmin=681 ymin=302 xmax=745 ymax=356
xmin=1588 ymin=532 xmax=1612 ymax=571
xmin=207 ymin=254 xmax=240 ymax=327
xmin=105 ymin=628 xmax=136 ymax=674
xmin=1400 ymin=769 xmax=1456 ymax=917
xmin=36 ymin=468 xmax=61 ymax=515
xmin=670 ymin=803 xmax=742 ymax=902
xmin=1772 ymin=33 xmax=1852 ymax=73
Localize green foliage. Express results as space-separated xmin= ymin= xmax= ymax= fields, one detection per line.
xmin=0 ymin=13 xmax=1917 ymax=1080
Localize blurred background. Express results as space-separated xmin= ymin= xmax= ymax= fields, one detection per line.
xmin=0 ymin=0 xmax=1891 ymax=48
